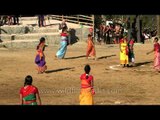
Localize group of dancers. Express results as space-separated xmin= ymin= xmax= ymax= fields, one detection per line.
xmin=34 ymin=27 xmax=96 ymax=74
xmin=120 ymin=33 xmax=160 ymax=72
xmin=19 ymin=27 xmax=96 ymax=105
xmin=19 ymin=27 xmax=160 ymax=105
xmin=19 ymin=64 xmax=95 ymax=105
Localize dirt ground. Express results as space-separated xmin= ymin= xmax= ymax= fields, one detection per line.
xmin=0 ymin=40 xmax=160 ymax=105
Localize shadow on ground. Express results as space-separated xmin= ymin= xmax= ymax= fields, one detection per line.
xmin=97 ymin=54 xmax=116 ymax=60
xmin=64 ymin=55 xmax=86 ymax=60
xmin=45 ymin=67 xmax=75 ymax=73
xmin=135 ymin=61 xmax=152 ymax=67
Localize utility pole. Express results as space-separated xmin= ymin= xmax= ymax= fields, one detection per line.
xmin=127 ymin=16 xmax=131 ymax=41
xmin=157 ymin=15 xmax=160 ymax=37
xmin=136 ymin=15 xmax=141 ymax=43
xmin=0 ymin=16 xmax=2 ymax=42
xmin=92 ymin=14 xmax=95 ymax=41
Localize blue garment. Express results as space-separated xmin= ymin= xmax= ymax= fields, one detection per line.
xmin=56 ymin=36 xmax=68 ymax=59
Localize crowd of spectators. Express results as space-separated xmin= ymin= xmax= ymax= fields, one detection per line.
xmin=94 ymin=18 xmax=157 ymax=44
xmin=0 ymin=15 xmax=19 ymax=26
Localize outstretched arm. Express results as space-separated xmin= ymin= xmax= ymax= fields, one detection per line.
xmin=36 ymin=91 xmax=42 ymax=105
xmin=91 ymin=78 xmax=95 ymax=95
xmin=19 ymin=94 xmax=23 ymax=105
xmin=119 ymin=43 xmax=123 ymax=53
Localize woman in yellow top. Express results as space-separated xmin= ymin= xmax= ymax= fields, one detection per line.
xmin=119 ymin=34 xmax=129 ymax=67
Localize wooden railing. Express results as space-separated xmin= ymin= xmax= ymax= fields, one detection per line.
xmin=49 ymin=15 xmax=94 ymax=26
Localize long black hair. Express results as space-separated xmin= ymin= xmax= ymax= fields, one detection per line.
xmin=37 ymin=37 xmax=45 ymax=50
xmin=84 ymin=64 xmax=91 ymax=79
xmin=24 ymin=75 xmax=33 ymax=86
xmin=154 ymin=37 xmax=159 ymax=42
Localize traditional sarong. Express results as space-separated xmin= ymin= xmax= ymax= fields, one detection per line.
xmin=35 ymin=42 xmax=47 ymax=73
xmin=79 ymin=88 xmax=93 ymax=105
xmin=86 ymin=39 xmax=96 ymax=57
xmin=120 ymin=39 xmax=129 ymax=65
xmin=35 ymin=54 xmax=46 ymax=67
xmin=20 ymin=85 xmax=38 ymax=105
xmin=79 ymin=73 xmax=94 ymax=105
xmin=56 ymin=33 xmax=68 ymax=59
xmin=154 ymin=43 xmax=160 ymax=71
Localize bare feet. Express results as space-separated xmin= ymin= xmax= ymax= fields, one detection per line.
xmin=93 ymin=57 xmax=97 ymax=60
xmin=54 ymin=55 xmax=58 ymax=60
xmin=38 ymin=71 xmax=43 ymax=74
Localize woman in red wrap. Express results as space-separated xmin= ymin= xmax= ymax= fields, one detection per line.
xmin=79 ymin=64 xmax=95 ymax=105
xmin=19 ymin=75 xmax=41 ymax=105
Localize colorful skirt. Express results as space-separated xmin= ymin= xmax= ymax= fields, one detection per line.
xmin=79 ymin=89 xmax=93 ymax=105
xmin=154 ymin=52 xmax=160 ymax=71
xmin=86 ymin=46 xmax=96 ymax=57
xmin=56 ymin=40 xmax=67 ymax=59
xmin=35 ymin=54 xmax=46 ymax=67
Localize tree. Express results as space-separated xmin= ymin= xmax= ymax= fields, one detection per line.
xmin=157 ymin=15 xmax=160 ymax=37
xmin=94 ymin=15 xmax=103 ymax=28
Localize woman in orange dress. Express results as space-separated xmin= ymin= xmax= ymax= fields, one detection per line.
xmin=86 ymin=34 xmax=96 ymax=60
xmin=79 ymin=64 xmax=95 ymax=105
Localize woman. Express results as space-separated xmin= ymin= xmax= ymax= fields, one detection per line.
xmin=147 ymin=37 xmax=160 ymax=72
xmin=55 ymin=28 xmax=69 ymax=59
xmin=79 ymin=64 xmax=95 ymax=105
xmin=86 ymin=34 xmax=96 ymax=60
xmin=35 ymin=37 xmax=47 ymax=74
xmin=58 ymin=19 xmax=68 ymax=34
xmin=19 ymin=75 xmax=41 ymax=105
xmin=119 ymin=33 xmax=129 ymax=67
xmin=128 ymin=37 xmax=135 ymax=66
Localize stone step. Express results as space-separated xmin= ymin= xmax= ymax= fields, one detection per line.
xmin=16 ymin=33 xmax=60 ymax=40
xmin=1 ymin=25 xmax=59 ymax=34
xmin=20 ymin=17 xmax=38 ymax=21
xmin=32 ymin=27 xmax=59 ymax=33
xmin=1 ymin=25 xmax=34 ymax=34
xmin=0 ymin=27 xmax=90 ymax=49
xmin=0 ymin=27 xmax=89 ymax=43
xmin=1 ymin=38 xmax=60 ymax=48
xmin=0 ymin=32 xmax=60 ymax=41
xmin=2 ymin=39 xmax=39 ymax=48
xmin=19 ymin=19 xmax=82 ymax=29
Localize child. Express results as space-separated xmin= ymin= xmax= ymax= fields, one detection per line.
xmin=86 ymin=34 xmax=96 ymax=60
xmin=79 ymin=64 xmax=95 ymax=105
xmin=128 ymin=37 xmax=135 ymax=66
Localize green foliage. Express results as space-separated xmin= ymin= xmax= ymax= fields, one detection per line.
xmin=94 ymin=15 xmax=157 ymax=31
xmin=94 ymin=15 xmax=103 ymax=28
xmin=140 ymin=15 xmax=156 ymax=30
